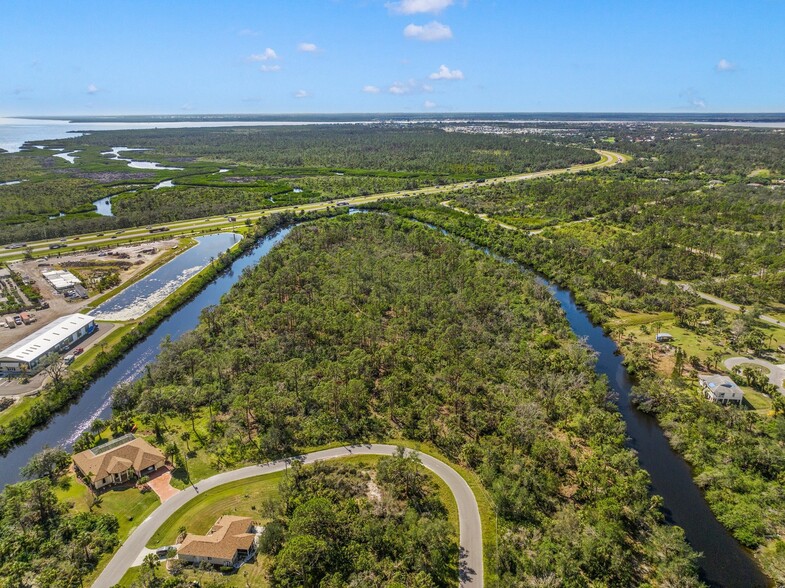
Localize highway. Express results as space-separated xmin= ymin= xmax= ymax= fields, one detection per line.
xmin=1 ymin=149 xmax=626 ymax=262
xmin=93 ymin=444 xmax=483 ymax=588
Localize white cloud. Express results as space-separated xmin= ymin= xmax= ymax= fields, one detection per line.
xmin=363 ymin=85 xmax=381 ymax=94
xmin=237 ymin=28 xmax=259 ymax=37
xmin=260 ymin=64 xmax=281 ymax=72
xmin=388 ymin=79 xmax=433 ymax=95
xmin=387 ymin=0 xmax=453 ymax=14
xmin=248 ymin=48 xmax=278 ymax=62
xmin=389 ymin=81 xmax=411 ymax=95
xmin=680 ymin=88 xmax=706 ymax=109
xmin=86 ymin=83 xmax=99 ymax=94
xmin=716 ymin=58 xmax=736 ymax=72
xmin=298 ymin=42 xmax=319 ymax=52
xmin=403 ymin=21 xmax=452 ymax=41
xmin=294 ymin=89 xmax=309 ymax=98
xmin=429 ymin=64 xmax=463 ymax=80
xmin=424 ymin=100 xmax=437 ymax=109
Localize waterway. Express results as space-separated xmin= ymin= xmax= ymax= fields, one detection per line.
xmin=0 ymin=118 xmax=368 ymax=154
xmin=544 ymin=280 xmax=768 ymax=588
xmin=53 ymin=150 xmax=79 ymax=164
xmin=93 ymin=197 xmax=115 ymax=216
xmin=101 ymin=147 xmax=183 ymax=171
xmin=90 ymin=232 xmax=241 ymax=322
xmin=0 ymin=227 xmax=292 ymax=488
xmin=0 ymin=215 xmax=769 ymax=586
xmin=418 ymin=220 xmax=768 ymax=588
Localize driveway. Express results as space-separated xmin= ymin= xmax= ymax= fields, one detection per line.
xmin=146 ymin=468 xmax=180 ymax=502
xmin=725 ymin=357 xmax=785 ymax=395
xmin=93 ymin=444 xmax=483 ymax=588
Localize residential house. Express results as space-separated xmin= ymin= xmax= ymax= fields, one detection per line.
xmin=177 ymin=515 xmax=258 ymax=568
xmin=72 ymin=433 xmax=165 ymax=490
xmin=699 ymin=374 xmax=744 ymax=405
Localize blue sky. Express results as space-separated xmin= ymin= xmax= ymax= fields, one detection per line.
xmin=2 ymin=0 xmax=783 ymax=115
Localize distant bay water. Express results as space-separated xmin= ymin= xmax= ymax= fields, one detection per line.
xmin=0 ymin=117 xmax=365 ymax=153
xmin=2 ymin=114 xmax=785 ymax=154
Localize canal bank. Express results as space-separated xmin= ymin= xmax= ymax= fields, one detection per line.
xmin=0 ymin=211 xmax=339 ymax=465
xmin=401 ymin=212 xmax=770 ymax=588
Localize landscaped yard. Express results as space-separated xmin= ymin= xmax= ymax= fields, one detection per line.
xmin=55 ymin=473 xmax=160 ymax=540
xmin=146 ymin=471 xmax=284 ymax=548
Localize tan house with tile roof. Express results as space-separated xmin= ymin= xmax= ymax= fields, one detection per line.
xmin=72 ymin=434 xmax=165 ymax=490
xmin=177 ymin=515 xmax=258 ymax=568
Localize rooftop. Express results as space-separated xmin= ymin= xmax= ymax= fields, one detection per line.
xmin=178 ymin=516 xmax=256 ymax=561
xmin=699 ymin=374 xmax=743 ymax=395
xmin=0 ymin=313 xmax=94 ymax=363
xmin=72 ymin=434 xmax=164 ymax=482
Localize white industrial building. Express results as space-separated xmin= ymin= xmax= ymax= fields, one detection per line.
xmin=42 ymin=269 xmax=82 ymax=291
xmin=0 ymin=313 xmax=96 ymax=374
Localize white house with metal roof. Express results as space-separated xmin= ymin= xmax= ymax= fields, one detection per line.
xmin=0 ymin=313 xmax=96 ymax=374
xmin=698 ymin=374 xmax=744 ymax=405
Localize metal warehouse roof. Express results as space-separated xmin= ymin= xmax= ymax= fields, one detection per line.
xmin=0 ymin=313 xmax=94 ymax=363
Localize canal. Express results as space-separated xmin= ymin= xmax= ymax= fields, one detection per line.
xmin=0 ymin=227 xmax=292 ymax=488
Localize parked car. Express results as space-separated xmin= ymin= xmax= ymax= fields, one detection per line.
xmin=73 ymin=347 xmax=84 ymax=356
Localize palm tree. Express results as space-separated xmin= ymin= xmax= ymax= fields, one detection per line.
xmin=180 ymin=431 xmax=191 ymax=455
xmin=90 ymin=418 xmax=105 ymax=440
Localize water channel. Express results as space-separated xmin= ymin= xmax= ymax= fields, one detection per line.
xmin=0 ymin=215 xmax=768 ymax=587
xmin=0 ymin=227 xmax=291 ymax=488
xmin=91 ymin=232 xmax=241 ymax=322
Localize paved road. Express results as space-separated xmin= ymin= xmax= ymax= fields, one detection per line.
xmin=675 ymin=285 xmax=785 ymax=329
xmin=439 ymin=179 xmax=785 ymax=334
xmin=1 ymin=149 xmax=626 ymax=262
xmin=725 ymin=357 xmax=785 ymax=395
xmin=93 ymin=444 xmax=483 ymax=588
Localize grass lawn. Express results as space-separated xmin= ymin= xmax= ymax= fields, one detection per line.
xmin=0 ymin=394 xmax=39 ymax=428
xmin=71 ymin=322 xmax=134 ymax=370
xmin=146 ymin=453 xmax=459 ymax=550
xmin=123 ymin=453 xmax=459 ymax=587
xmin=743 ymin=388 xmax=774 ymax=413
xmin=118 ymin=554 xmax=272 ymax=588
xmin=55 ymin=473 xmax=160 ymax=540
xmin=146 ymin=472 xmax=284 ymax=548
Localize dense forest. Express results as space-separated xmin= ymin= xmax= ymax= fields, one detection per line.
xmin=0 ymin=477 xmax=119 ymax=587
xmin=114 ymin=213 xmax=700 ymax=586
xmin=372 ymin=189 xmax=785 ymax=581
xmin=262 ymin=455 xmax=457 ymax=588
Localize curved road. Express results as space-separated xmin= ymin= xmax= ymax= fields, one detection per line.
xmin=93 ymin=444 xmax=483 ymax=588
xmin=725 ymin=357 xmax=785 ymax=395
